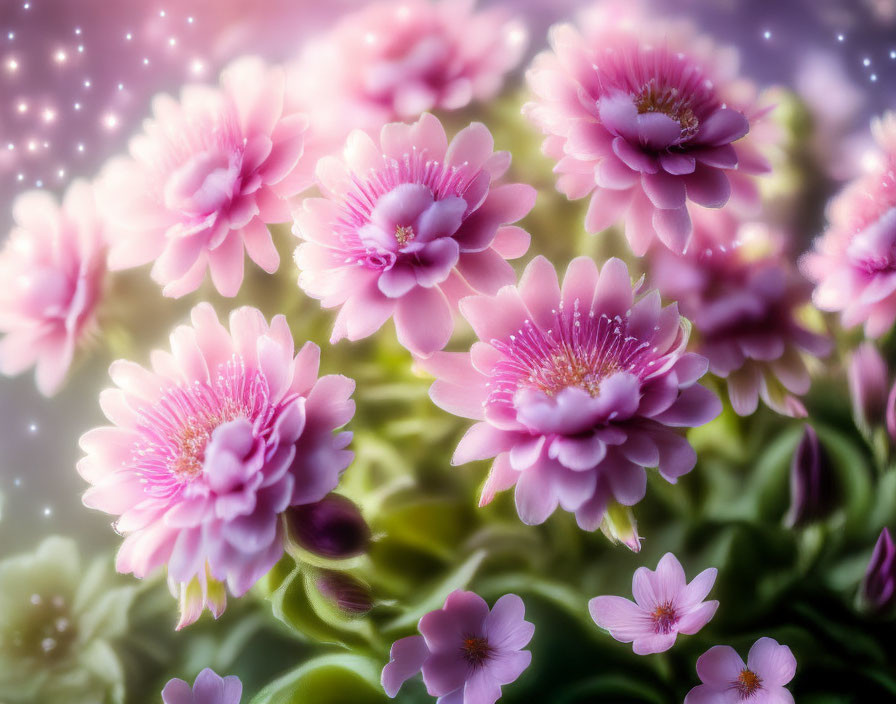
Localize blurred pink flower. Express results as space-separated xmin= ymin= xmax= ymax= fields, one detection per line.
xmin=650 ymin=211 xmax=830 ymax=417
xmin=420 ymin=256 xmax=721 ymax=534
xmin=589 ymin=552 xmax=718 ymax=655
xmin=382 ymin=590 xmax=533 ymax=703
xmin=686 ymin=637 xmax=797 ymax=704
xmin=803 ymin=112 xmax=896 ymax=338
xmin=78 ymin=304 xmax=355 ymax=628
xmin=0 ymin=181 xmax=105 ymax=396
xmin=523 ymin=0 xmax=773 ymax=255
xmin=288 ymin=0 xmax=527 ymax=130
xmin=293 ymin=112 xmax=535 ymax=357
xmin=847 ymin=342 xmax=890 ymax=429
xmin=98 ymin=57 xmax=310 ymax=298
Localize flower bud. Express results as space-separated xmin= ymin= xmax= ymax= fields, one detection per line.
xmin=286 ymin=494 xmax=370 ymax=559
xmin=859 ymin=528 xmax=895 ymax=615
xmin=886 ymin=381 xmax=896 ymax=447
xmin=599 ymin=502 xmax=642 ymax=553
xmin=315 ymin=571 xmax=373 ymax=616
xmin=848 ymin=342 xmax=889 ymax=429
xmin=785 ymin=425 xmax=838 ymax=528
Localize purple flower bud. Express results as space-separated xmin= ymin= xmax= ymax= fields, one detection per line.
xmin=785 ymin=425 xmax=838 ymax=528
xmin=886 ymin=381 xmax=896 ymax=447
xmin=848 ymin=342 xmax=889 ymax=429
xmin=286 ymin=494 xmax=370 ymax=559
xmin=860 ymin=528 xmax=896 ymax=615
xmin=315 ymin=571 xmax=373 ymax=616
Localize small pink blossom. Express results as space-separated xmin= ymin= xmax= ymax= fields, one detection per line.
xmin=589 ymin=552 xmax=718 ymax=655
xmin=0 ymin=181 xmax=105 ymax=396
xmin=382 ymin=590 xmax=533 ymax=704
xmin=649 ymin=211 xmax=830 ymax=417
xmin=523 ymin=0 xmax=773 ymax=255
xmin=78 ymin=304 xmax=355 ymax=628
xmin=803 ymin=112 xmax=896 ymax=337
xmin=162 ymin=669 xmax=242 ymax=704
xmin=686 ymin=637 xmax=797 ymax=704
xmin=288 ymin=0 xmax=527 ymax=128
xmin=419 ymin=256 xmax=721 ymax=536
xmin=98 ymin=57 xmax=310 ymax=298
xmin=293 ymin=112 xmax=535 ymax=357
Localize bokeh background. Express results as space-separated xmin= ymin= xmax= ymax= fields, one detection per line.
xmin=1 ymin=1 xmax=895 ymax=702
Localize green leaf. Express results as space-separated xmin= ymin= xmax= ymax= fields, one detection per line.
xmin=248 ymin=653 xmax=387 ymax=704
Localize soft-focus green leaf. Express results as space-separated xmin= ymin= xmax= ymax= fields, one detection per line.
xmin=248 ymin=653 xmax=387 ymax=704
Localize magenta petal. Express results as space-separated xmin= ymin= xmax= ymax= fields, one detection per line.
xmin=684 ymin=166 xmax=731 ymax=208
xmin=693 ymin=144 xmax=738 ymax=169
xmin=635 ymin=112 xmax=682 ymax=149
xmin=598 ymin=93 xmax=640 ymax=142
xmin=382 ymin=635 xmax=429 ymax=697
xmin=696 ymin=108 xmax=750 ymax=146
xmin=655 ymin=384 xmax=721 ymax=427
xmin=371 ymin=183 xmax=434 ymax=231
xmin=642 ymin=170 xmax=687 ymax=209
xmin=486 ymin=650 xmax=531 ymax=686
xmin=612 ymin=137 xmax=659 ymax=174
xmin=514 ymin=459 xmax=560 ymax=525
xmin=660 ymin=152 xmax=697 ymax=175
xmin=394 ymin=285 xmax=453 ymax=357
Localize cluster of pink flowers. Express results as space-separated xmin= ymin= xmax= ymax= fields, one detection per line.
xmin=523 ymin=0 xmax=774 ymax=255
xmin=78 ymin=304 xmax=355 ymax=627
xmin=421 ymin=256 xmax=721 ymax=537
xmin=803 ymin=111 xmax=896 ymax=338
xmin=649 ymin=211 xmax=831 ymax=417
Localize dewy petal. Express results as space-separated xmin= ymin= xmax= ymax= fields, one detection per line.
xmin=382 ymin=635 xmax=429 ymax=697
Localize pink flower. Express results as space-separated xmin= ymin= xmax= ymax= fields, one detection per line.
xmin=77 ymin=303 xmax=355 ymax=628
xmin=847 ymin=342 xmax=890 ymax=429
xmin=803 ymin=112 xmax=896 ymax=337
xmin=523 ymin=0 xmax=772 ymax=255
xmin=686 ymin=637 xmax=797 ymax=704
xmin=649 ymin=211 xmax=830 ymax=417
xmin=382 ymin=590 xmax=533 ymax=704
xmin=163 ymin=669 xmax=242 ymax=704
xmin=98 ymin=57 xmax=310 ymax=298
xmin=293 ymin=113 xmax=535 ymax=357
xmin=419 ymin=256 xmax=721 ymax=535
xmin=588 ymin=552 xmax=718 ymax=655
xmin=0 ymin=181 xmax=105 ymax=396
xmin=288 ymin=0 xmax=527 ymax=128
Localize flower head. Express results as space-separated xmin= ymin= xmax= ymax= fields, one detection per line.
xmin=98 ymin=57 xmax=310 ymax=298
xmin=78 ymin=303 xmax=355 ymax=628
xmin=523 ymin=0 xmax=772 ymax=255
xmin=162 ymin=669 xmax=242 ymax=704
xmin=803 ymin=112 xmax=896 ymax=337
xmin=860 ymin=527 xmax=896 ymax=615
xmin=589 ymin=552 xmax=718 ymax=655
xmin=288 ymin=0 xmax=526 ymax=127
xmin=382 ymin=590 xmax=533 ymax=703
xmin=0 ymin=181 xmax=105 ymax=396
xmin=294 ymin=112 xmax=535 ymax=357
xmin=649 ymin=212 xmax=830 ymax=417
xmin=420 ymin=255 xmax=721 ymax=535
xmin=0 ymin=537 xmax=135 ymax=704
xmin=848 ymin=342 xmax=890 ymax=429
xmin=686 ymin=637 xmax=797 ymax=704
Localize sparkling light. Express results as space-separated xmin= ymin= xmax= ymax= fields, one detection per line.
xmin=41 ymin=107 xmax=56 ymax=123
xmin=102 ymin=112 xmax=119 ymax=129
xmin=73 ymin=101 xmax=81 ymax=110
xmin=83 ymin=78 xmax=91 ymax=87
xmin=189 ymin=58 xmax=205 ymax=75
xmin=43 ymin=506 xmax=52 ymax=517
xmin=125 ymin=32 xmax=133 ymax=40
xmin=762 ymin=30 xmax=771 ymax=40
xmin=837 ymin=33 xmax=845 ymax=42
xmin=53 ymin=49 xmax=67 ymax=63
xmin=6 ymin=57 xmax=19 ymax=72
xmin=16 ymin=101 xmax=28 ymax=113
xmin=28 ymin=422 xmax=38 ymax=433
xmin=863 ymin=57 xmax=871 ymax=67
xmin=76 ymin=142 xmax=84 ymax=152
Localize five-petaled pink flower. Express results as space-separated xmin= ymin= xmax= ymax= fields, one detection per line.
xmin=588 ymin=552 xmax=718 ymax=655
xmin=382 ymin=590 xmax=533 ymax=704
xmin=803 ymin=111 xmax=896 ymax=338
xmin=419 ymin=255 xmax=721 ymax=536
xmin=649 ymin=211 xmax=830 ymax=417
xmin=78 ymin=303 xmax=355 ymax=628
xmin=293 ymin=112 xmax=535 ymax=357
xmin=98 ymin=57 xmax=310 ymax=298
xmin=523 ymin=0 xmax=772 ymax=255
xmin=288 ymin=0 xmax=527 ymax=127
xmin=685 ymin=637 xmax=797 ymax=704
xmin=0 ymin=181 xmax=106 ymax=396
